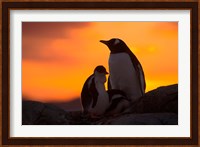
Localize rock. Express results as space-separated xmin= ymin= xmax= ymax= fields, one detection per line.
xmin=97 ymin=113 xmax=178 ymax=125
xmin=22 ymin=84 xmax=178 ymax=125
xmin=126 ymin=84 xmax=178 ymax=114
xmin=22 ymin=101 xmax=69 ymax=125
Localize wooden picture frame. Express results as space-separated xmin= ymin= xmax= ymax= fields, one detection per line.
xmin=1 ymin=1 xmax=198 ymax=145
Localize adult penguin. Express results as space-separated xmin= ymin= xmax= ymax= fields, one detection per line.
xmin=81 ymin=65 xmax=109 ymax=115
xmin=100 ymin=38 xmax=146 ymax=102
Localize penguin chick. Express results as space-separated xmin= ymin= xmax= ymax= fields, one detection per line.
xmin=81 ymin=65 xmax=109 ymax=116
xmin=106 ymin=89 xmax=131 ymax=116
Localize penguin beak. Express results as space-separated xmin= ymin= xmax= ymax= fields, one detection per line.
xmin=100 ymin=40 xmax=109 ymax=45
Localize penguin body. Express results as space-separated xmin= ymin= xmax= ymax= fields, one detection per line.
xmin=100 ymin=38 xmax=146 ymax=102
xmin=90 ymin=74 xmax=109 ymax=116
xmin=106 ymin=89 xmax=130 ymax=115
xmin=109 ymin=53 xmax=143 ymax=101
xmin=81 ymin=66 xmax=109 ymax=116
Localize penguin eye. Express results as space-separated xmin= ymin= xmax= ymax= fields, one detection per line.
xmin=113 ymin=39 xmax=120 ymax=45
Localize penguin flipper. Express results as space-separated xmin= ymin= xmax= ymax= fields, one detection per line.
xmin=89 ymin=78 xmax=98 ymax=108
xmin=81 ymin=75 xmax=94 ymax=112
xmin=127 ymin=50 xmax=146 ymax=95
xmin=107 ymin=76 xmax=112 ymax=90
xmin=81 ymin=84 xmax=92 ymax=112
xmin=137 ymin=64 xmax=146 ymax=94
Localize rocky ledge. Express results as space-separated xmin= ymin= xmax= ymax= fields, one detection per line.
xmin=22 ymin=84 xmax=178 ymax=125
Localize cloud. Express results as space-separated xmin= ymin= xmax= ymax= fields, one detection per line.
xmin=22 ymin=22 xmax=91 ymax=39
xmin=22 ymin=22 xmax=91 ymax=63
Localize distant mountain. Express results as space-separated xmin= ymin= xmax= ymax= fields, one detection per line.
xmin=49 ymin=98 xmax=82 ymax=111
xmin=22 ymin=97 xmax=82 ymax=111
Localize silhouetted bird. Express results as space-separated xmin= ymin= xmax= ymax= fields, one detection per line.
xmin=100 ymin=38 xmax=146 ymax=102
xmin=81 ymin=65 xmax=109 ymax=115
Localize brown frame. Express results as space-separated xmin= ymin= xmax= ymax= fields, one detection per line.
xmin=1 ymin=1 xmax=198 ymax=145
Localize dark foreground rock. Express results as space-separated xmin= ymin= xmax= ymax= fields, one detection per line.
xmin=96 ymin=113 xmax=178 ymax=125
xmin=22 ymin=84 xmax=178 ymax=125
xmin=126 ymin=84 xmax=178 ymax=114
xmin=22 ymin=101 xmax=69 ymax=125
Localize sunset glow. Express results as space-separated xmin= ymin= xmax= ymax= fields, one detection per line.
xmin=22 ymin=22 xmax=178 ymax=102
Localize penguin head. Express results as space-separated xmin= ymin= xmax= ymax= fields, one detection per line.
xmin=94 ymin=65 xmax=108 ymax=83
xmin=94 ymin=65 xmax=108 ymax=74
xmin=100 ymin=38 xmax=129 ymax=53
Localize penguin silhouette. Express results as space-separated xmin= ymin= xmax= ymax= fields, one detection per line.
xmin=100 ymin=38 xmax=146 ymax=102
xmin=106 ymin=89 xmax=130 ymax=116
xmin=81 ymin=65 xmax=109 ymax=115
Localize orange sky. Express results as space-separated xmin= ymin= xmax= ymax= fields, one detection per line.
xmin=22 ymin=22 xmax=178 ymax=102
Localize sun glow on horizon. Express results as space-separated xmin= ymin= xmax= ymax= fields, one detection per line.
xmin=22 ymin=22 xmax=178 ymax=102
